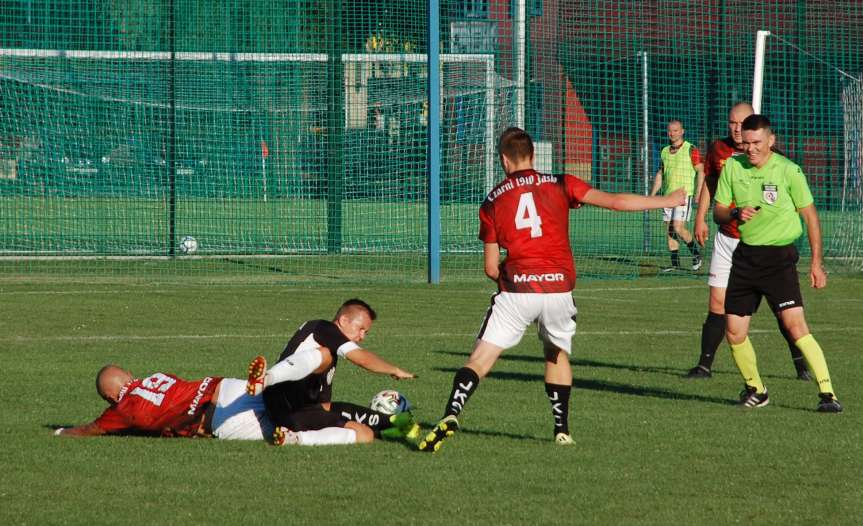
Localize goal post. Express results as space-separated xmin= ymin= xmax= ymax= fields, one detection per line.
xmin=751 ymin=30 xmax=771 ymax=114
xmin=0 ymin=47 xmax=500 ymax=267
xmin=342 ymin=52 xmax=497 ymax=193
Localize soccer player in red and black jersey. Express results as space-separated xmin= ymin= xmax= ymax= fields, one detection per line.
xmin=687 ymin=103 xmax=809 ymax=380
xmin=417 ymin=127 xmax=685 ymax=452
xmin=55 ymin=365 xmax=360 ymax=445
xmin=56 ymin=366 xmax=222 ymax=438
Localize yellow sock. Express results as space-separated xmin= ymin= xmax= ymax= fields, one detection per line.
xmin=795 ymin=334 xmax=834 ymax=395
xmin=730 ymin=337 xmax=765 ymax=393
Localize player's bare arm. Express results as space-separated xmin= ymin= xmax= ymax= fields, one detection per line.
xmin=798 ymin=204 xmax=827 ymax=289
xmin=483 ymin=243 xmax=500 ymax=281
xmin=582 ymin=187 xmax=685 ymax=211
xmin=694 ymin=180 xmax=712 ymax=246
xmin=55 ymin=422 xmax=107 ymax=437
xmin=693 ymin=163 xmax=705 ymax=206
xmin=345 ymin=348 xmax=416 ymax=380
xmin=714 ymin=203 xmax=759 ymax=224
xmin=650 ymin=167 xmax=663 ymax=196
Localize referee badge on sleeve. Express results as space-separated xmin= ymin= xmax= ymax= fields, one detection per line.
xmin=762 ymin=184 xmax=778 ymax=205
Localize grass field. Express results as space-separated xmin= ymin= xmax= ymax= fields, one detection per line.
xmin=1 ymin=272 xmax=861 ymax=525
xmin=3 ymin=196 xmax=859 ymax=261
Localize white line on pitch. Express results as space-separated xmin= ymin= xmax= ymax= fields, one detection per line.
xmin=1 ymin=284 xmax=705 ymax=297
xmin=0 ymin=287 xmax=378 ymax=296
xmin=580 ymin=285 xmax=704 ymax=292
xmin=6 ymin=325 xmax=861 ymax=343
xmin=6 ymin=334 xmax=290 ymax=342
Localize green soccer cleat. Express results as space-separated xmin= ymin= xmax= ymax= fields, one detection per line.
xmin=417 ymin=415 xmax=459 ymax=453
xmin=380 ymin=412 xmax=421 ymax=443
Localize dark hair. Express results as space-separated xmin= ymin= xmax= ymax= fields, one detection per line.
xmin=335 ymin=298 xmax=377 ymax=321
xmin=741 ymin=114 xmax=773 ymax=134
xmin=497 ymin=127 xmax=534 ymax=161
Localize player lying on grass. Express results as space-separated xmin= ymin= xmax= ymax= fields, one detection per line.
xmin=246 ymin=298 xmax=420 ymax=445
xmin=54 ymin=364 xmax=369 ymax=445
xmin=417 ymin=127 xmax=687 ymax=452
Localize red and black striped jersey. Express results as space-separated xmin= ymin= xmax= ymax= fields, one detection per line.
xmin=479 ymin=169 xmax=592 ymax=293
xmin=705 ymin=137 xmax=743 ymax=238
xmin=95 ymin=373 xmax=221 ymax=437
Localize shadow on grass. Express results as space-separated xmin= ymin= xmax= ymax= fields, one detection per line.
xmin=223 ymin=258 xmax=344 ymax=279
xmin=412 ymin=421 xmax=548 ymax=444
xmin=433 ymin=350 xmax=812 ymax=382
xmin=44 ymin=424 xmax=162 ymax=437
xmin=431 ymin=366 xmax=735 ymax=407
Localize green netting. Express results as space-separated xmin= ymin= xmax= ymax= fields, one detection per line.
xmin=1 ymin=0 xmax=861 ymax=282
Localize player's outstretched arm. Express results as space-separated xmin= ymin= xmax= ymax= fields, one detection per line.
xmin=55 ymin=422 xmax=107 ymax=437
xmin=582 ymin=187 xmax=685 ymax=211
xmin=345 ymin=349 xmax=416 ymax=380
xmin=798 ymin=204 xmax=827 ymax=289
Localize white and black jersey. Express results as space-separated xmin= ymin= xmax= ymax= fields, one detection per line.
xmin=263 ymin=320 xmax=359 ymax=423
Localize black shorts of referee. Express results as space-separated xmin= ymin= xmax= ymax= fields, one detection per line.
xmin=725 ymin=242 xmax=803 ymax=316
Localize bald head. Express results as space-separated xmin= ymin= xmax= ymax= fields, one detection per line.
xmin=728 ymin=102 xmax=754 ymax=146
xmin=96 ymin=364 xmax=133 ymax=404
xmin=666 ymin=119 xmax=685 ymax=146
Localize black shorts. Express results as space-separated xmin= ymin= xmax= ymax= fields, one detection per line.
xmin=725 ymin=243 xmax=803 ymax=316
xmin=281 ymin=405 xmax=348 ymax=432
xmin=263 ymin=382 xmax=337 ymax=430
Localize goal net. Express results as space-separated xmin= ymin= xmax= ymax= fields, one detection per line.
xmin=0 ymin=47 xmax=512 ymax=279
xmin=840 ymin=76 xmax=863 ymax=270
xmin=757 ymin=29 xmax=863 ymax=272
xmin=1 ymin=1 xmax=860 ymax=282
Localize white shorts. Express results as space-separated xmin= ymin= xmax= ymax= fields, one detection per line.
xmin=477 ymin=292 xmax=578 ymax=354
xmin=662 ymin=197 xmax=693 ymax=222
xmin=707 ymin=231 xmax=740 ymax=288
xmin=211 ymin=378 xmax=274 ymax=441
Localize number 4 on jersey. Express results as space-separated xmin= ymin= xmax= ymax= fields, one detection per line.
xmin=515 ymin=192 xmax=543 ymax=238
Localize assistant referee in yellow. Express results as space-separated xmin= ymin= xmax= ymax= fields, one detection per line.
xmin=713 ymin=114 xmax=841 ymax=412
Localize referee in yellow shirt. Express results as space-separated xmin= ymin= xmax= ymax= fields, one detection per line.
xmin=713 ymin=114 xmax=841 ymax=412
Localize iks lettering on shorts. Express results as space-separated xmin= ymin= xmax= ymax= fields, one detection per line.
xmin=450 ymin=380 xmax=475 ymax=412
xmin=340 ymin=409 xmax=381 ymax=427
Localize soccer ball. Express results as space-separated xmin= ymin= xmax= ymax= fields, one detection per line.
xmin=179 ymin=235 xmax=198 ymax=254
xmin=369 ymin=390 xmax=411 ymax=415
